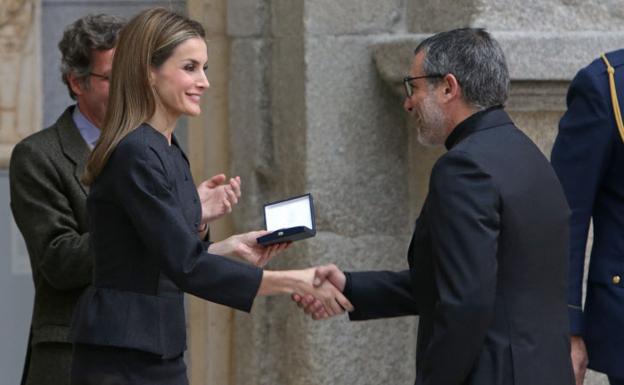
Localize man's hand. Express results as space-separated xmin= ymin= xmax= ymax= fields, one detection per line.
xmin=209 ymin=230 xmax=289 ymax=267
xmin=570 ymin=336 xmax=588 ymax=385
xmin=292 ymin=264 xmax=348 ymax=320
xmin=289 ymin=268 xmax=353 ymax=317
xmin=258 ymin=268 xmax=354 ymax=317
xmin=197 ymin=174 xmax=241 ymax=225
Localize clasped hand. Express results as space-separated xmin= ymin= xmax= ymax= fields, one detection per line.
xmin=291 ymin=264 xmax=349 ymax=319
xmin=258 ymin=267 xmax=353 ymax=317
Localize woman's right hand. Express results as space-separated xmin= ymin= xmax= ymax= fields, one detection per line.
xmin=291 ymin=268 xmax=352 ymax=317
xmin=292 ymin=264 xmax=348 ymax=319
xmin=259 ymin=268 xmax=353 ymax=317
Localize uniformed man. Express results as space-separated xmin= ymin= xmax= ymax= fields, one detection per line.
xmin=552 ymin=50 xmax=624 ymax=385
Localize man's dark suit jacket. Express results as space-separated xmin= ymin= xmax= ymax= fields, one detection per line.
xmin=9 ymin=106 xmax=91 ymax=383
xmin=71 ymin=124 xmax=262 ymax=359
xmin=551 ymin=49 xmax=624 ymax=378
xmin=345 ymin=108 xmax=574 ymax=385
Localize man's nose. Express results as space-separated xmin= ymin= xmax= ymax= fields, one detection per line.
xmin=403 ymin=97 xmax=413 ymax=112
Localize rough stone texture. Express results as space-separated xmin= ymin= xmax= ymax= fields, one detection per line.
xmin=507 ymin=81 xmax=569 ymax=113
xmin=229 ymin=38 xmax=273 ymax=230
xmin=271 ymin=0 xmax=304 ymax=37
xmin=305 ymin=36 xmax=410 ymax=238
xmin=233 ymin=233 xmax=417 ymax=385
xmin=408 ymin=0 xmax=624 ymax=32
xmin=227 ymin=0 xmax=270 ymax=37
xmin=228 ymin=2 xmax=619 ymax=385
xmin=269 ymin=35 xmax=307 ymax=194
xmin=304 ymin=0 xmax=405 ymax=35
xmin=189 ymin=0 xmax=226 ymax=36
xmin=230 ymin=2 xmax=418 ymax=385
xmin=407 ymin=0 xmax=480 ymax=33
xmin=373 ymin=32 xmax=624 ymax=95
xmin=304 ymin=35 xmax=416 ymax=384
xmin=230 ymin=5 xmax=310 ymax=385
xmin=498 ymin=32 xmax=624 ymax=81
xmin=473 ymin=0 xmax=624 ymax=31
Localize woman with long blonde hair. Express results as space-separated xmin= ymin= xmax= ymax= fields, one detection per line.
xmin=71 ymin=8 xmax=351 ymax=385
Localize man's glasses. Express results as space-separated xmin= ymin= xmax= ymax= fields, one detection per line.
xmin=403 ymin=74 xmax=444 ymax=97
xmin=89 ymin=72 xmax=110 ymax=82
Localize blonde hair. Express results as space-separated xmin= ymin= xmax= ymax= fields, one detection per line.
xmin=83 ymin=8 xmax=205 ymax=185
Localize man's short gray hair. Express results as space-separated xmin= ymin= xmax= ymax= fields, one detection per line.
xmin=415 ymin=28 xmax=510 ymax=110
xmin=58 ymin=14 xmax=124 ymax=99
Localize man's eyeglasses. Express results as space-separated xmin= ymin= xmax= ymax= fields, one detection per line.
xmin=403 ymin=74 xmax=444 ymax=97
xmin=89 ymin=72 xmax=110 ymax=82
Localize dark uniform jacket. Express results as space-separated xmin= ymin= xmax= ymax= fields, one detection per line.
xmin=345 ymin=108 xmax=574 ymax=385
xmin=71 ymin=124 xmax=262 ymax=359
xmin=551 ymin=49 xmax=624 ymax=378
xmin=9 ymin=106 xmax=92 ymax=381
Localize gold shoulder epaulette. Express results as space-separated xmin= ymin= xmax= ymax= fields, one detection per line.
xmin=600 ymin=53 xmax=624 ymax=143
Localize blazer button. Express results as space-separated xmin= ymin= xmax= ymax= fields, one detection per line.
xmin=612 ymin=275 xmax=621 ymax=285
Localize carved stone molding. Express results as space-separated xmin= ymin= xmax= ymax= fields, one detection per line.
xmin=0 ymin=0 xmax=41 ymax=167
xmin=372 ymin=31 xmax=624 ymax=111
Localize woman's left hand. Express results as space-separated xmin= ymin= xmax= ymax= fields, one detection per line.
xmin=209 ymin=230 xmax=290 ymax=267
xmin=231 ymin=231 xmax=291 ymax=267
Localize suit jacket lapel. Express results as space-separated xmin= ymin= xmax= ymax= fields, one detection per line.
xmin=56 ymin=106 xmax=91 ymax=196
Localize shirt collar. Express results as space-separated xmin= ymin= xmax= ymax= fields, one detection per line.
xmin=444 ymin=105 xmax=504 ymax=150
xmin=72 ymin=105 xmax=101 ymax=149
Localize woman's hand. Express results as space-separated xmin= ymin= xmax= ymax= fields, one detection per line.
xmin=292 ymin=264 xmax=348 ymax=319
xmin=229 ymin=231 xmax=290 ymax=267
xmin=208 ymin=230 xmax=290 ymax=267
xmin=196 ymin=174 xmax=241 ymax=225
xmin=259 ymin=268 xmax=354 ymax=317
xmin=291 ymin=268 xmax=353 ymax=317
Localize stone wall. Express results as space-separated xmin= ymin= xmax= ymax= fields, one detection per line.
xmin=226 ymin=1 xmax=622 ymax=385
xmin=229 ymin=1 xmax=416 ymax=385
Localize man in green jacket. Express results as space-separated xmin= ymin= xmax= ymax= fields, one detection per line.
xmin=9 ymin=14 xmax=123 ymax=385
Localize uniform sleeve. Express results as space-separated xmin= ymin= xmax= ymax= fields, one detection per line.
xmin=346 ymin=270 xmax=418 ymax=320
xmin=9 ymin=141 xmax=91 ymax=290
xmin=551 ymin=68 xmax=614 ymax=335
xmin=113 ymin=142 xmax=262 ymax=312
xmin=419 ymin=151 xmax=500 ymax=385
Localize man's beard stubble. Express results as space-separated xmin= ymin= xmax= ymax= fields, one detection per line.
xmin=413 ymin=93 xmax=448 ymax=147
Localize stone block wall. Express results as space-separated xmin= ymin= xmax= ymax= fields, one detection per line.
xmin=229 ymin=2 xmax=417 ymax=385
xmin=226 ymin=1 xmax=621 ymax=384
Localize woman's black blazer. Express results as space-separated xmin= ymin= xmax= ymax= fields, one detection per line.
xmin=71 ymin=124 xmax=262 ymax=359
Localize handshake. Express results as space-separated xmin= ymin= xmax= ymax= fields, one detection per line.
xmin=197 ymin=175 xmax=353 ymax=318
xmin=290 ymin=264 xmax=351 ymax=320
xmin=207 ymin=229 xmax=353 ymax=318
xmin=256 ymin=263 xmax=354 ymax=319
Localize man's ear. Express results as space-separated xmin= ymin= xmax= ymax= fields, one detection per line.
xmin=440 ymin=73 xmax=461 ymax=103
xmin=67 ymin=73 xmax=85 ymax=97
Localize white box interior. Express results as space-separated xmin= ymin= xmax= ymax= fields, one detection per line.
xmin=265 ymin=195 xmax=313 ymax=231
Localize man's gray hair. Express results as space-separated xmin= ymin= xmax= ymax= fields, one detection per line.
xmin=415 ymin=28 xmax=510 ymax=110
xmin=58 ymin=14 xmax=124 ymax=99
